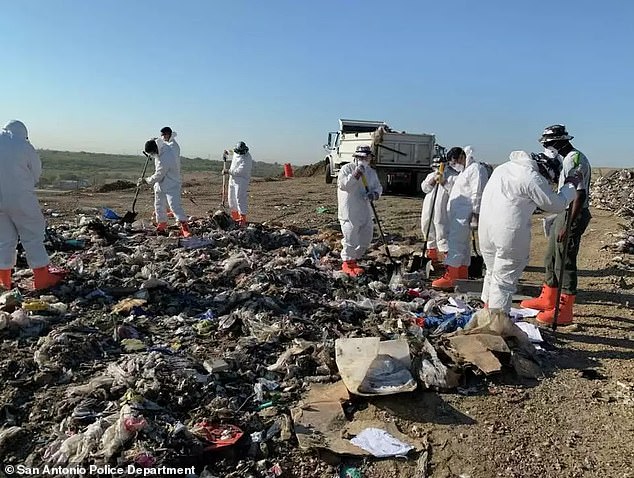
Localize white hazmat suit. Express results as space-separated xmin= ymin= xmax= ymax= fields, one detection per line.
xmin=228 ymin=151 xmax=253 ymax=215
xmin=166 ymin=132 xmax=180 ymax=161
xmin=145 ymin=139 xmax=187 ymax=223
xmin=479 ymin=151 xmax=576 ymax=311
xmin=0 ymin=121 xmax=51 ymax=270
xmin=445 ymin=146 xmax=489 ymax=268
xmin=337 ymin=161 xmax=382 ymax=261
xmin=421 ymin=166 xmax=459 ymax=252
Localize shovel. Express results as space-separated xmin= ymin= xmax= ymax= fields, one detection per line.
xmin=360 ymin=174 xmax=402 ymax=278
xmin=121 ymin=151 xmax=152 ymax=224
xmin=468 ymin=229 xmax=484 ymax=279
xmin=552 ymin=208 xmax=575 ymax=331
xmin=221 ymin=150 xmax=228 ymax=209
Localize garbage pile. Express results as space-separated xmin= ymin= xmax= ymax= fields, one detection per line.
xmin=591 ymin=169 xmax=634 ymax=217
xmin=593 ymin=169 xmax=634 ymax=255
xmin=0 ymin=212 xmax=544 ymax=477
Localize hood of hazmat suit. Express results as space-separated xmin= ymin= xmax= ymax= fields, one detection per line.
xmin=478 ymin=151 xmax=577 ymax=311
xmin=145 ymin=138 xmax=181 ymax=193
xmin=0 ymin=120 xmax=50 ymax=269
xmin=165 ymin=131 xmax=181 ymax=160
xmin=229 ymin=151 xmax=253 ymax=183
xmin=337 ymin=161 xmax=382 ymax=225
xmin=0 ymin=121 xmax=42 ymax=208
xmin=447 ymin=146 xmax=488 ymax=221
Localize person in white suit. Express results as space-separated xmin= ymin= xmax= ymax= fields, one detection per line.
xmin=337 ymin=145 xmax=383 ymax=276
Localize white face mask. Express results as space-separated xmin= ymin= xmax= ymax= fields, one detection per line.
xmin=450 ymin=161 xmax=464 ymax=172
xmin=357 ymin=159 xmax=370 ymax=168
xmin=545 ymin=146 xmax=560 ymax=158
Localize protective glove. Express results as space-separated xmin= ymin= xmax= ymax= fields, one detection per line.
xmin=470 ymin=213 xmax=479 ymax=230
xmin=366 ymin=191 xmax=379 ymax=201
xmin=136 ymin=178 xmax=146 ymax=188
xmin=564 ymin=170 xmax=582 ymax=188
xmin=353 ymin=163 xmax=366 ymax=179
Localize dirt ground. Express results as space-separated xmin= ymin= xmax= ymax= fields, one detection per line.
xmin=38 ymin=173 xmax=634 ymax=478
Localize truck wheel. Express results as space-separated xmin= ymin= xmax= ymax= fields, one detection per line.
xmin=325 ymin=162 xmax=333 ymax=184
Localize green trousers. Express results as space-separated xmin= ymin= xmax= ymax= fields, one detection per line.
xmin=544 ymin=208 xmax=591 ymax=295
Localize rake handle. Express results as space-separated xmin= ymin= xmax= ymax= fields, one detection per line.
xmin=361 ymin=173 xmax=395 ymax=264
xmin=131 ymin=152 xmax=152 ymax=213
xmin=552 ymin=208 xmax=575 ymax=331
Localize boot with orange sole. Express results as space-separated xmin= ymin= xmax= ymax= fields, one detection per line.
xmin=432 ymin=265 xmax=461 ymax=290
xmin=0 ymin=269 xmax=11 ymax=290
xmin=425 ymin=248 xmax=438 ymax=261
xmin=537 ymin=294 xmax=575 ymax=326
xmin=33 ymin=266 xmax=65 ymax=290
xmin=156 ymin=222 xmax=168 ymax=235
xmin=180 ymin=221 xmax=192 ymax=238
xmin=520 ymin=284 xmax=557 ymax=311
xmin=342 ymin=260 xmax=363 ymax=277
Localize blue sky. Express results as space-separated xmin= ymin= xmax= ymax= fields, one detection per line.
xmin=1 ymin=0 xmax=632 ymax=165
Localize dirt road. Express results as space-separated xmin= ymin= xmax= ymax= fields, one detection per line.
xmin=39 ymin=173 xmax=634 ymax=478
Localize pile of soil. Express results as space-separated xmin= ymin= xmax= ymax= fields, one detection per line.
xmin=289 ymin=161 xmax=326 ymax=178
xmin=96 ymin=180 xmax=136 ymax=193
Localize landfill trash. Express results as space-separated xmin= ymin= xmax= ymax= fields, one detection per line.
xmin=335 ymin=338 xmax=416 ymax=396
xmin=349 ymin=427 xmax=415 ymax=458
xmin=191 ymin=422 xmax=244 ymax=451
xmin=592 ymin=170 xmax=634 ymax=255
xmin=1 ymin=215 xmax=550 ymax=474
xmin=591 ymin=169 xmax=634 ymax=217
xmin=340 ymin=465 xmax=363 ymax=478
xmin=412 ymin=338 xmax=460 ymax=390
xmin=292 ymin=382 xmax=426 ymax=456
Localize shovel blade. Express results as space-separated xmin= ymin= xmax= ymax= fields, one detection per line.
xmin=121 ymin=211 xmax=138 ymax=224
xmin=468 ymin=256 xmax=484 ymax=279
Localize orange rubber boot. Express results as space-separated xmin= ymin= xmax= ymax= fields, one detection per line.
xmin=180 ymin=222 xmax=192 ymax=238
xmin=351 ymin=262 xmax=365 ymax=276
xmin=33 ymin=266 xmax=64 ymax=290
xmin=342 ymin=260 xmax=360 ymax=277
xmin=520 ymin=284 xmax=557 ymax=311
xmin=458 ymin=265 xmax=469 ymax=279
xmin=238 ymin=214 xmax=248 ymax=227
xmin=230 ymin=210 xmax=240 ymax=221
xmin=432 ymin=266 xmax=461 ymax=290
xmin=0 ymin=269 xmax=11 ymax=290
xmin=425 ymin=248 xmax=438 ymax=261
xmin=537 ymin=294 xmax=575 ymax=326
xmin=156 ymin=222 xmax=168 ymax=234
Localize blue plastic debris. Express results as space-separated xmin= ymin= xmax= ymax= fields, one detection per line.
xmin=103 ymin=208 xmax=121 ymax=220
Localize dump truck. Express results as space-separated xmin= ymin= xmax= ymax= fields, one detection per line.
xmin=323 ymin=119 xmax=445 ymax=193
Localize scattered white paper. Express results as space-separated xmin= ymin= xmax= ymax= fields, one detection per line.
xmin=350 ymin=428 xmax=414 ymax=457
xmin=514 ymin=321 xmax=544 ymax=343
xmin=510 ymin=307 xmax=540 ymax=319
xmin=440 ymin=297 xmax=472 ymax=315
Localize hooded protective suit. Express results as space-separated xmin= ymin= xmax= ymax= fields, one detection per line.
xmin=0 ymin=120 xmax=51 ymax=270
xmin=445 ymin=146 xmax=489 ymax=267
xmin=337 ymin=161 xmax=382 ymax=261
xmin=228 ymin=151 xmax=253 ymax=215
xmin=165 ymin=131 xmax=180 ymax=161
xmin=479 ymin=151 xmax=577 ymax=311
xmin=421 ymin=166 xmax=459 ymax=252
xmin=145 ymin=138 xmax=187 ymax=223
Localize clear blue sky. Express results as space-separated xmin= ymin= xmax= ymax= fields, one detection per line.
xmin=1 ymin=0 xmax=632 ymax=165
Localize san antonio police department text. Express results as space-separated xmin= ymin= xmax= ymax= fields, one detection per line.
xmin=15 ymin=464 xmax=196 ymax=475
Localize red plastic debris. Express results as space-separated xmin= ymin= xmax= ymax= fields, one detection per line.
xmin=192 ymin=422 xmax=244 ymax=451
